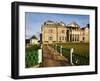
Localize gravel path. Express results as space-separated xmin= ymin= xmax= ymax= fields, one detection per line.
xmin=41 ymin=45 xmax=71 ymax=67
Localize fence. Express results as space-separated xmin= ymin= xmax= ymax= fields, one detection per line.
xmin=49 ymin=44 xmax=89 ymax=65
xmin=72 ymin=53 xmax=89 ymax=65
xmin=49 ymin=44 xmax=71 ymax=63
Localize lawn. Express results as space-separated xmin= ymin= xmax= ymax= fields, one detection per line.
xmin=53 ymin=43 xmax=90 ymax=65
xmin=56 ymin=43 xmax=89 ymax=58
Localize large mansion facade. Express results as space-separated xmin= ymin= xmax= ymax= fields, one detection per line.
xmin=41 ymin=21 xmax=89 ymax=44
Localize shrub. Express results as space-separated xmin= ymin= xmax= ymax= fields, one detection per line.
xmin=25 ymin=45 xmax=40 ymax=68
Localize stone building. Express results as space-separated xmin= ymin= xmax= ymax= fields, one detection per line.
xmin=41 ymin=21 xmax=89 ymax=44
xmin=26 ymin=35 xmax=39 ymax=47
xmin=30 ymin=35 xmax=38 ymax=45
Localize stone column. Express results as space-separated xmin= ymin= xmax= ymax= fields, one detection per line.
xmin=69 ymin=33 xmax=70 ymax=42
xmin=74 ymin=34 xmax=75 ymax=42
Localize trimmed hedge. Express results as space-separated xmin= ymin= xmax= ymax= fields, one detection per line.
xmin=25 ymin=45 xmax=40 ymax=68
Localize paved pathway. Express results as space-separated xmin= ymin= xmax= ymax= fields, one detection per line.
xmin=41 ymin=45 xmax=71 ymax=67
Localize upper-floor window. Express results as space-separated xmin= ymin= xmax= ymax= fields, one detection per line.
xmin=83 ymin=37 xmax=85 ymax=41
xmin=62 ymin=30 xmax=65 ymax=33
xmin=62 ymin=37 xmax=64 ymax=40
xmin=49 ymin=29 xmax=53 ymax=33
xmin=59 ymin=37 xmax=61 ymax=41
xmin=70 ymin=29 xmax=72 ymax=32
xmin=83 ymin=32 xmax=85 ymax=35
xmin=59 ymin=36 xmax=64 ymax=41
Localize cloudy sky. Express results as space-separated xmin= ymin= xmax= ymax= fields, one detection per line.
xmin=25 ymin=12 xmax=89 ymax=39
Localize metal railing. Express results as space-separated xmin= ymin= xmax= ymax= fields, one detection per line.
xmin=49 ymin=44 xmax=89 ymax=65
xmin=72 ymin=53 xmax=89 ymax=65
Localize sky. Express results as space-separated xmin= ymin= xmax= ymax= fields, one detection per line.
xmin=25 ymin=12 xmax=89 ymax=39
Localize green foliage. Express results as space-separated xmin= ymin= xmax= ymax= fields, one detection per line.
xmin=25 ymin=45 xmax=40 ymax=68
xmin=26 ymin=44 xmax=41 ymax=51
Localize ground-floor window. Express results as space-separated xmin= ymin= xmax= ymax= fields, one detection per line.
xmin=72 ymin=34 xmax=74 ymax=41
xmin=49 ymin=37 xmax=53 ymax=41
xmin=59 ymin=37 xmax=61 ymax=41
xmin=62 ymin=36 xmax=64 ymax=40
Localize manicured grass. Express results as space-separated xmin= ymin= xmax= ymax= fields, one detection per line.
xmin=50 ymin=43 xmax=90 ymax=65
xmin=57 ymin=43 xmax=89 ymax=58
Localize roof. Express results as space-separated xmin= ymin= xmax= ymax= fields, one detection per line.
xmin=81 ymin=24 xmax=90 ymax=30
xmin=67 ymin=22 xmax=80 ymax=28
xmin=30 ymin=35 xmax=37 ymax=39
xmin=43 ymin=21 xmax=66 ymax=28
xmin=44 ymin=20 xmax=55 ymax=25
xmin=81 ymin=27 xmax=89 ymax=30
